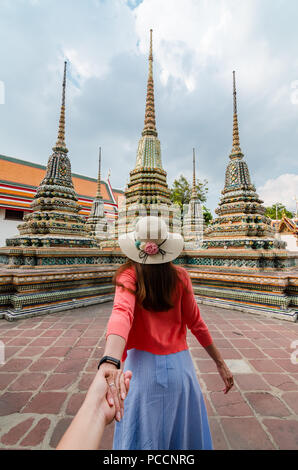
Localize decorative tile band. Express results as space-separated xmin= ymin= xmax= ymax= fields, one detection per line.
xmin=4 ymin=284 xmax=114 ymax=310
xmin=193 ymin=285 xmax=290 ymax=309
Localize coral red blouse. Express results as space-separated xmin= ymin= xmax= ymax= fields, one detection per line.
xmin=106 ymin=265 xmax=213 ymax=362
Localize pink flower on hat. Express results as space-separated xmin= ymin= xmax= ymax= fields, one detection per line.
xmin=144 ymin=242 xmax=159 ymax=255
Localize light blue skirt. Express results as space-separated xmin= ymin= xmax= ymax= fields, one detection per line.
xmin=113 ymin=348 xmax=213 ymax=450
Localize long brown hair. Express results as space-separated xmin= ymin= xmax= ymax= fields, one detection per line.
xmin=113 ymin=260 xmax=181 ymax=312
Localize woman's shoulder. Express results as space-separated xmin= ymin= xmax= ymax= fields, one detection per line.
xmin=174 ymin=265 xmax=190 ymax=277
xmin=115 ymin=264 xmax=137 ymax=286
xmin=123 ymin=265 xmax=136 ymax=278
xmin=174 ymin=265 xmax=191 ymax=286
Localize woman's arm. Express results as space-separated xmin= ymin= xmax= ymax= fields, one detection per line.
xmin=181 ymin=271 xmax=234 ymax=393
xmin=105 ymin=268 xmax=136 ymax=346
xmin=98 ymin=267 xmax=137 ymax=418
xmin=99 ymin=267 xmax=137 ymax=411
xmin=181 ymin=272 xmax=213 ymax=348
xmin=204 ymin=342 xmax=234 ymax=394
xmin=103 ymin=333 xmax=127 ymax=361
xmin=98 ymin=334 xmax=128 ymax=421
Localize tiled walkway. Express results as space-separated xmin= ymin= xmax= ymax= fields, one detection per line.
xmin=0 ymin=303 xmax=297 ymax=450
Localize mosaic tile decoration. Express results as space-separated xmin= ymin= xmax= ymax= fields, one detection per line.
xmin=204 ymin=72 xmax=286 ymax=252
xmin=5 ymin=62 xmax=96 ymax=250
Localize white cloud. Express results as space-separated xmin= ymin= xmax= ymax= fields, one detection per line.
xmin=133 ymin=0 xmax=281 ymax=95
xmin=64 ymin=48 xmax=108 ymax=81
xmin=258 ymin=174 xmax=298 ymax=210
xmin=0 ymin=0 xmax=297 ymax=216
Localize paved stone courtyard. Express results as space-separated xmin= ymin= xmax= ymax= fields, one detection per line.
xmin=0 ymin=302 xmax=297 ymax=450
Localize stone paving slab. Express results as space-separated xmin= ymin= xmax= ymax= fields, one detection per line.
xmin=0 ymin=303 xmax=297 ymax=450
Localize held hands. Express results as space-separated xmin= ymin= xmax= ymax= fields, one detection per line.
xmin=98 ymin=362 xmax=132 ymax=423
xmin=216 ymin=361 xmax=234 ymax=394
xmin=84 ymin=364 xmax=132 ymax=425
xmin=55 ymin=367 xmax=132 ymax=450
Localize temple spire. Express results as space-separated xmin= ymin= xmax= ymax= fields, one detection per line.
xmin=149 ymin=27 xmax=153 ymax=77
xmin=191 ymin=148 xmax=197 ymax=199
xmin=54 ymin=61 xmax=68 ymax=153
xmin=142 ymin=29 xmax=157 ymax=137
xmin=230 ymin=70 xmax=242 ymax=158
xmin=96 ymin=147 xmax=103 ymax=199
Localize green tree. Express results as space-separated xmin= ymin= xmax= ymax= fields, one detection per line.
xmin=202 ymin=205 xmax=213 ymax=225
xmin=170 ymin=175 xmax=208 ymax=206
xmin=170 ymin=175 xmax=213 ymax=225
xmin=265 ymin=203 xmax=294 ymax=220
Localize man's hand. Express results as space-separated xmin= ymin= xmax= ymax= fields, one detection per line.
xmin=56 ymin=368 xmax=132 ymax=450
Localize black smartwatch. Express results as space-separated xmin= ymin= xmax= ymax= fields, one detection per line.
xmin=98 ymin=355 xmax=121 ymax=370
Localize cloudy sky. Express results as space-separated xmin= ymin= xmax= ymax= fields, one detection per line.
xmin=0 ymin=0 xmax=297 ymax=215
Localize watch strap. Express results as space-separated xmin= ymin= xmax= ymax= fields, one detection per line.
xmin=98 ymin=355 xmax=121 ymax=370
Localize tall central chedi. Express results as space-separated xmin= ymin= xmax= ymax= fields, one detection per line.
xmin=116 ymin=29 xmax=178 ymax=238
xmin=125 ymin=29 xmax=171 ymax=207
xmin=203 ymin=71 xmax=285 ymax=251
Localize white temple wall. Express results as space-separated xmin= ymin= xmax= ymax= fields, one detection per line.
xmin=0 ymin=209 xmax=21 ymax=247
xmin=279 ymin=234 xmax=298 ymax=251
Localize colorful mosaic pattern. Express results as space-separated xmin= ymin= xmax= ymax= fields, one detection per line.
xmin=85 ymin=148 xmax=109 ymax=243
xmin=204 ymin=72 xmax=285 ymax=251
xmin=183 ymin=149 xmax=204 ymax=247
xmin=5 ymin=62 xmax=95 ymax=249
xmin=125 ymin=30 xmax=171 ymax=208
xmin=102 ymin=29 xmax=176 ymax=251
xmin=0 ymin=266 xmax=116 ymax=317
xmin=0 ymin=257 xmax=297 ymax=321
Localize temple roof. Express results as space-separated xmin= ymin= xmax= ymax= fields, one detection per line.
xmin=277 ymin=216 xmax=298 ymax=234
xmin=0 ymin=154 xmax=124 ymax=218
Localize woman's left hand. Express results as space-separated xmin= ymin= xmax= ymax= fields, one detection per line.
xmin=216 ymin=361 xmax=234 ymax=394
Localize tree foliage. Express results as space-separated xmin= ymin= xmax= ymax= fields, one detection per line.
xmin=170 ymin=175 xmax=213 ymax=225
xmin=170 ymin=175 xmax=208 ymax=206
xmin=264 ymin=203 xmax=294 ymax=220
xmin=202 ymin=205 xmax=213 ymax=225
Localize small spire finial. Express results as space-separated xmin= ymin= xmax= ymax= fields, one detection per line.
xmin=54 ymin=61 xmax=68 ymax=152
xmin=96 ymin=147 xmax=102 ymax=199
xmin=193 ymin=148 xmax=196 ymax=187
xmin=233 ymin=70 xmax=237 ymax=115
xmin=149 ymin=29 xmax=153 ymax=64
xmin=191 ymin=148 xmax=197 ymax=199
xmin=231 ymin=70 xmax=242 ymax=157
xmin=142 ymin=29 xmax=157 ymax=137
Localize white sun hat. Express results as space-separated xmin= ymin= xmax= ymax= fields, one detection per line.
xmin=118 ymin=216 xmax=184 ymax=264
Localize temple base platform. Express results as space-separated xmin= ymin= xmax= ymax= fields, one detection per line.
xmin=188 ymin=266 xmax=298 ymax=323
xmin=0 ymin=249 xmax=297 ymax=322
xmin=182 ymin=248 xmax=298 ymax=323
xmin=0 ymin=264 xmax=117 ymax=321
